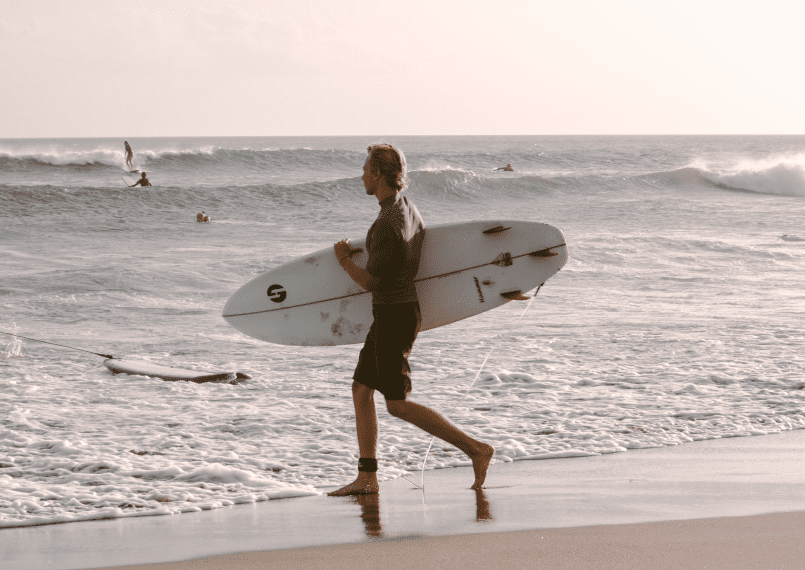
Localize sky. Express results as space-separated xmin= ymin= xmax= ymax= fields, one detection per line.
xmin=2 ymin=0 xmax=804 ymax=137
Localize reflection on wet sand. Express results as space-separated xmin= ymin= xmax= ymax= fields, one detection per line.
xmin=351 ymin=494 xmax=383 ymax=537
xmin=475 ymin=489 xmax=494 ymax=522
xmin=349 ymin=488 xmax=495 ymax=538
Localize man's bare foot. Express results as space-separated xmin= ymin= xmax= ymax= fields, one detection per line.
xmin=468 ymin=442 xmax=494 ymax=490
xmin=327 ymin=473 xmax=379 ymax=496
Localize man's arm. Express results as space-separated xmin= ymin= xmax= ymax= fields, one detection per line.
xmin=339 ymin=256 xmax=372 ymax=290
xmin=335 ymin=221 xmax=399 ymax=291
xmin=334 ymin=240 xmax=371 ymax=290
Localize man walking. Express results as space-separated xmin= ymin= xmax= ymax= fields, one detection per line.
xmin=329 ymin=143 xmax=494 ymax=496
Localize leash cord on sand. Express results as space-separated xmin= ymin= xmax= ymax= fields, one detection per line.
xmin=414 ymin=285 xmax=542 ymax=493
xmin=0 ymin=331 xmax=114 ymax=360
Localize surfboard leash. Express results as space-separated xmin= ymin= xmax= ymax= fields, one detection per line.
xmin=0 ymin=331 xmax=115 ymax=359
xmin=417 ymin=284 xmax=543 ymax=494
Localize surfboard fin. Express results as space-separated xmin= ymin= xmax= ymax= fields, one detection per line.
xmin=501 ymin=290 xmax=531 ymax=301
xmin=483 ymin=225 xmax=512 ymax=235
xmin=528 ymin=246 xmax=562 ymax=257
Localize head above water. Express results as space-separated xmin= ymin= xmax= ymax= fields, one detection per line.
xmin=365 ymin=143 xmax=409 ymax=193
xmin=141 ymin=172 xmax=147 ymax=178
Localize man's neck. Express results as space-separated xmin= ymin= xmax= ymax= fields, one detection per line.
xmin=374 ymin=185 xmax=397 ymax=204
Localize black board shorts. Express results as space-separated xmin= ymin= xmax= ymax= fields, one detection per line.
xmin=353 ymin=301 xmax=421 ymax=401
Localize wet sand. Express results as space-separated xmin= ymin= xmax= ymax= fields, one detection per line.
xmin=3 ymin=429 xmax=804 ymax=570
xmin=104 ymin=511 xmax=804 ymax=570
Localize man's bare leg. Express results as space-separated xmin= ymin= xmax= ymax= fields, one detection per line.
xmin=385 ymin=399 xmax=494 ymax=489
xmin=328 ymin=382 xmax=380 ymax=496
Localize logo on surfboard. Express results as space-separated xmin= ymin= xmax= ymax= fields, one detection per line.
xmin=267 ymin=284 xmax=287 ymax=303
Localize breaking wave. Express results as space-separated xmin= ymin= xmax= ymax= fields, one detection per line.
xmin=695 ymin=155 xmax=805 ymax=196
xmin=0 ymin=147 xmax=364 ymax=173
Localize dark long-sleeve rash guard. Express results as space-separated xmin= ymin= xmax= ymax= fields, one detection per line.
xmin=364 ymin=194 xmax=425 ymax=305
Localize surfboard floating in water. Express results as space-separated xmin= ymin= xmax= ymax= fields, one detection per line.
xmin=104 ymin=358 xmax=251 ymax=384
xmin=223 ymin=219 xmax=568 ymax=346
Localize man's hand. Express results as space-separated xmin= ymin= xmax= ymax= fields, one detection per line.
xmin=334 ymin=239 xmax=371 ymax=290
xmin=334 ymin=239 xmax=359 ymax=263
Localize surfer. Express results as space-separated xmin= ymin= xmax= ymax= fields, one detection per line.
xmin=494 ymin=163 xmax=514 ymax=172
xmin=124 ymin=141 xmax=133 ymax=169
xmin=197 ymin=211 xmax=210 ymax=222
xmin=129 ymin=172 xmax=151 ymax=187
xmin=329 ymin=143 xmax=494 ymax=496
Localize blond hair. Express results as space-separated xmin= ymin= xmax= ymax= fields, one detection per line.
xmin=367 ymin=143 xmax=410 ymax=192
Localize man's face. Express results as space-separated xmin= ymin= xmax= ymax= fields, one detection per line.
xmin=362 ymin=157 xmax=375 ymax=195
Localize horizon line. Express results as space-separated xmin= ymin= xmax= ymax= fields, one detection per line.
xmin=3 ymin=133 xmax=805 ymax=140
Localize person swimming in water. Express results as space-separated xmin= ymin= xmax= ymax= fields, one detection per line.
xmin=124 ymin=141 xmax=134 ymax=169
xmin=129 ymin=172 xmax=151 ymax=187
xmin=197 ymin=211 xmax=210 ymax=222
xmin=494 ymin=163 xmax=514 ymax=172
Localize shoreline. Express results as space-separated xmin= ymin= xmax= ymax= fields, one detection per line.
xmin=101 ymin=511 xmax=805 ymax=570
xmin=4 ymin=428 xmax=805 ymax=569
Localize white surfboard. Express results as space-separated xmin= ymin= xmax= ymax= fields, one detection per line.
xmin=122 ymin=174 xmax=139 ymax=186
xmin=223 ymin=220 xmax=567 ymax=346
xmin=122 ymin=169 xmax=143 ymax=187
xmin=104 ymin=358 xmax=251 ymax=383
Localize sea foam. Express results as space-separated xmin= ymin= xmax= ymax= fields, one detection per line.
xmin=696 ymin=154 xmax=805 ymax=196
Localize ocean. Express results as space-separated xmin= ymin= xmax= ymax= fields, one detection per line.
xmin=1 ymin=135 xmax=804 ymax=528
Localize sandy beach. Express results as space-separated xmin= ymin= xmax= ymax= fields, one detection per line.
xmin=4 ymin=429 xmax=804 ymax=570
xmin=101 ymin=512 xmax=805 ymax=570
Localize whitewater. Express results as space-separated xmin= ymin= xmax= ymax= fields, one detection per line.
xmin=1 ymin=135 xmax=804 ymax=528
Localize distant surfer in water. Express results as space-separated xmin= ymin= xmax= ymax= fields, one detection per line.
xmin=330 ymin=143 xmax=494 ymax=496
xmin=129 ymin=172 xmax=151 ymax=187
xmin=495 ymin=163 xmax=514 ymax=172
xmin=124 ymin=141 xmax=134 ymax=169
xmin=197 ymin=211 xmax=210 ymax=222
